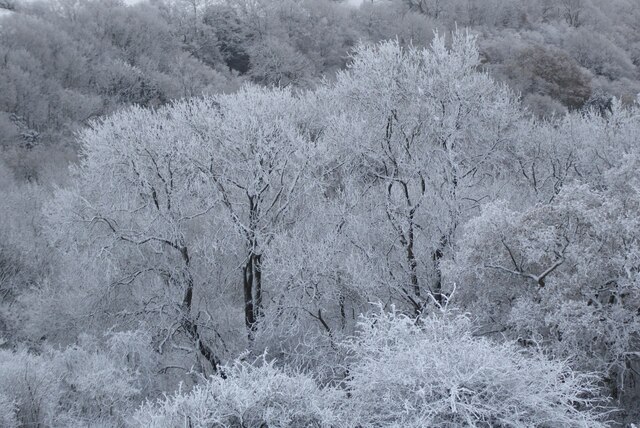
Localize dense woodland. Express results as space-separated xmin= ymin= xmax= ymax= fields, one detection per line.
xmin=1 ymin=0 xmax=640 ymax=426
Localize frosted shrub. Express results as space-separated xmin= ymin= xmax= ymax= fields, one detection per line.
xmin=0 ymin=343 xmax=139 ymax=427
xmin=338 ymin=310 xmax=609 ymax=428
xmin=134 ymin=311 xmax=610 ymax=427
xmin=53 ymin=345 xmax=140 ymax=425
xmin=133 ymin=358 xmax=337 ymax=428
xmin=106 ymin=329 xmax=160 ymax=395
xmin=0 ymin=393 xmax=19 ymax=428
xmin=0 ymin=349 xmax=62 ymax=427
xmin=107 ymin=329 xmax=156 ymax=371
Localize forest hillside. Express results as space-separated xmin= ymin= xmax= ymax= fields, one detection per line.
xmin=1 ymin=0 xmax=639 ymax=426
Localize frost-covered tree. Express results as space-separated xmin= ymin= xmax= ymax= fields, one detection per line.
xmin=46 ymin=85 xmax=314 ymax=376
xmin=182 ymin=86 xmax=314 ymax=338
xmin=446 ymin=156 xmax=640 ymax=398
xmin=46 ymin=102 xmax=228 ymax=373
xmin=324 ymin=32 xmax=521 ymax=313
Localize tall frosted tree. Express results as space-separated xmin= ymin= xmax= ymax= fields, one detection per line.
xmin=46 ymin=102 xmax=228 ymax=374
xmin=182 ymin=86 xmax=313 ymax=338
xmin=323 ymin=32 xmax=521 ymax=313
xmin=46 ymin=86 xmax=314 ymax=373
xmin=444 ymin=105 xmax=640 ymax=398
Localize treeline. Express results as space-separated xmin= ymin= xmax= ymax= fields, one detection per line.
xmin=1 ymin=0 xmax=640 ymax=426
xmin=1 ymin=31 xmax=639 ymax=425
xmin=1 ymin=0 xmax=640 ymax=181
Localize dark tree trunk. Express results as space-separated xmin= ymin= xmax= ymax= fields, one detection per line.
xmin=339 ymin=293 xmax=346 ymax=330
xmin=407 ymin=213 xmax=420 ymax=298
xmin=254 ymin=253 xmax=262 ymax=319
xmin=243 ymin=254 xmax=256 ymax=334
xmin=179 ymin=245 xmax=223 ymax=376
xmin=431 ymin=237 xmax=446 ymax=306
xmin=243 ymin=193 xmax=264 ymax=340
xmin=243 ymin=251 xmax=263 ymax=340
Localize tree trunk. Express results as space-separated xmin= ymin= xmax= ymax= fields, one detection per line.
xmin=179 ymin=246 xmax=223 ymax=376
xmin=254 ymin=253 xmax=263 ymax=320
xmin=243 ymin=254 xmax=256 ymax=336
xmin=244 ymin=194 xmax=264 ymax=340
xmin=243 ymin=251 xmax=263 ymax=340
xmin=431 ymin=237 xmax=446 ymax=306
xmin=406 ymin=214 xmax=420 ymax=298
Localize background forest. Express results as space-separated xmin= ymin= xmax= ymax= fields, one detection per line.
xmin=1 ymin=0 xmax=640 ymax=426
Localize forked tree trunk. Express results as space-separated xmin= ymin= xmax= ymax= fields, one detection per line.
xmin=243 ymin=194 xmax=264 ymax=340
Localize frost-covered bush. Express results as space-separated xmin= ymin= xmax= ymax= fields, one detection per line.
xmin=106 ymin=329 xmax=160 ymax=396
xmin=54 ymin=344 xmax=140 ymax=425
xmin=0 ymin=393 xmax=18 ymax=428
xmin=135 ymin=311 xmax=610 ymax=427
xmin=0 ymin=341 xmax=140 ymax=427
xmin=133 ymin=358 xmax=337 ymax=428
xmin=338 ymin=310 xmax=608 ymax=428
xmin=0 ymin=349 xmax=63 ymax=427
